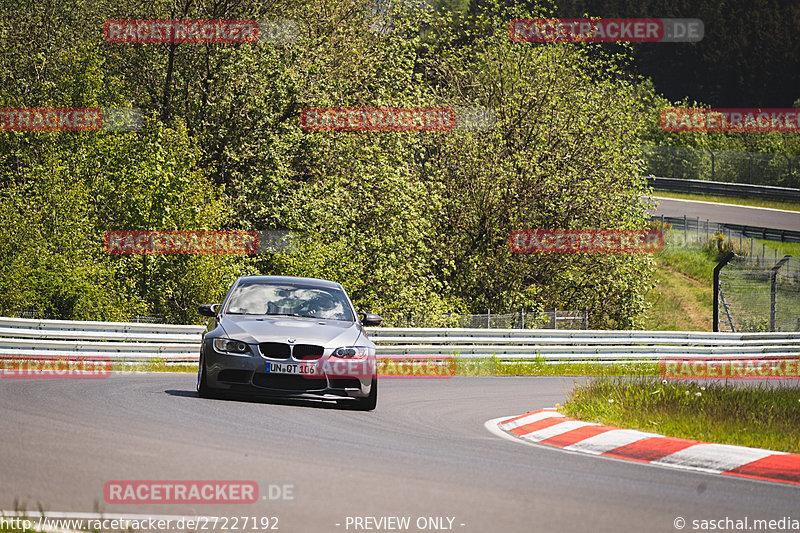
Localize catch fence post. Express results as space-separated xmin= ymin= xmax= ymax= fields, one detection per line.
xmin=770 ymin=256 xmax=792 ymax=332
xmin=713 ymin=251 xmax=736 ymax=332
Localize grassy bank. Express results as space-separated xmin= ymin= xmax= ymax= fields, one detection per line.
xmin=117 ymin=358 xmax=660 ymax=377
xmin=754 ymin=239 xmax=800 ymax=258
xmin=455 ymin=358 xmax=658 ymax=377
xmin=643 ymin=245 xmax=717 ymax=331
xmin=562 ymin=377 xmax=800 ymax=453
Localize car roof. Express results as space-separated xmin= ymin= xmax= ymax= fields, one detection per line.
xmin=234 ymin=275 xmax=344 ymax=290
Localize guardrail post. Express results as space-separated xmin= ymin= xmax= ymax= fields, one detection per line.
xmin=581 ymin=307 xmax=588 ymax=330
xmin=748 ymin=153 xmax=753 ymax=184
xmin=770 ymin=256 xmax=792 ymax=332
xmin=713 ymin=251 xmax=736 ymax=332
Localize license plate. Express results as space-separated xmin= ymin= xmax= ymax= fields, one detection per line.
xmin=266 ymin=362 xmax=320 ymax=375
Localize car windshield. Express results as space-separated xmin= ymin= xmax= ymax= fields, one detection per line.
xmin=225 ymin=282 xmax=354 ymax=321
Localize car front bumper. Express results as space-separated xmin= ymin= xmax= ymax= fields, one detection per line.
xmin=202 ymin=341 xmax=375 ymax=400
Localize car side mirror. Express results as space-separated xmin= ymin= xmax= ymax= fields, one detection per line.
xmin=198 ymin=303 xmax=221 ymax=317
xmin=360 ymin=312 xmax=383 ymax=326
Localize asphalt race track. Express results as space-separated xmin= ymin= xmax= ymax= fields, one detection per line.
xmin=650 ymin=197 xmax=800 ymax=232
xmin=1 ymin=375 xmax=797 ymax=533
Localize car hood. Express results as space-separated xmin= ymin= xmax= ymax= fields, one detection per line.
xmin=218 ymin=315 xmax=368 ymax=348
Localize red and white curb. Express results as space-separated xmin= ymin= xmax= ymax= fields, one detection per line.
xmin=486 ymin=408 xmax=800 ymax=486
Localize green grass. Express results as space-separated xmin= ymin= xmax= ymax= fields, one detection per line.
xmin=652 ymin=191 xmax=800 ymax=212
xmin=114 ymin=358 xmax=660 ymax=377
xmin=112 ymin=361 xmax=196 ymax=373
xmin=562 ymin=377 xmax=800 ymax=453
xmin=642 ymin=243 xmax=718 ymax=331
xmin=642 ymin=265 xmax=710 ymax=331
xmin=753 ymin=239 xmax=800 ymax=259
xmin=655 ymin=244 xmax=718 ymax=282
xmin=455 ymin=357 xmax=659 ymax=377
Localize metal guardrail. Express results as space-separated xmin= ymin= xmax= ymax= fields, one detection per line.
xmin=365 ymin=328 xmax=800 ymax=360
xmin=648 ymin=176 xmax=800 ymax=202
xmin=655 ymin=215 xmax=800 ymax=244
xmin=0 ymin=317 xmax=205 ymax=362
xmin=1 ymin=318 xmax=798 ymax=364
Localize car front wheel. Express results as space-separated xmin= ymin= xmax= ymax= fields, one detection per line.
xmin=350 ymin=377 xmax=377 ymax=411
xmin=197 ymin=354 xmax=214 ymax=398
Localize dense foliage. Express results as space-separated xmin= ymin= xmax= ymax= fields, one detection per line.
xmin=0 ymin=0 xmax=683 ymax=326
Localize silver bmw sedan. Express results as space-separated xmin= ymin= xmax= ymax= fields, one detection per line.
xmin=197 ymin=276 xmax=382 ymax=410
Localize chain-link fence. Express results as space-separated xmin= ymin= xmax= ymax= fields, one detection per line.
xmin=2 ymin=309 xmax=54 ymax=320
xmin=641 ymin=145 xmax=799 ymax=188
xmin=125 ymin=315 xmax=168 ymax=323
xmin=655 ymin=217 xmax=800 ymax=332
xmin=654 ymin=215 xmax=797 ymax=259
xmin=717 ymin=254 xmax=800 ymax=332
xmin=376 ymin=308 xmax=589 ymax=329
xmin=2 ymin=308 xmax=590 ymax=329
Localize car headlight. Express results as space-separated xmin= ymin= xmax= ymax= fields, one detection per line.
xmin=332 ymin=346 xmax=374 ymax=359
xmin=213 ymin=338 xmax=250 ymax=355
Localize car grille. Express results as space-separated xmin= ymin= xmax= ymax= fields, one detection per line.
xmin=252 ymin=373 xmax=328 ymax=391
xmin=259 ymin=342 xmax=291 ymax=359
xmin=292 ymin=344 xmax=324 ymax=360
xmin=259 ymin=342 xmax=324 ymax=360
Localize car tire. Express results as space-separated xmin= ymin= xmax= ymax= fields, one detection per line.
xmin=350 ymin=377 xmax=377 ymax=411
xmin=197 ymin=354 xmax=215 ymax=398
